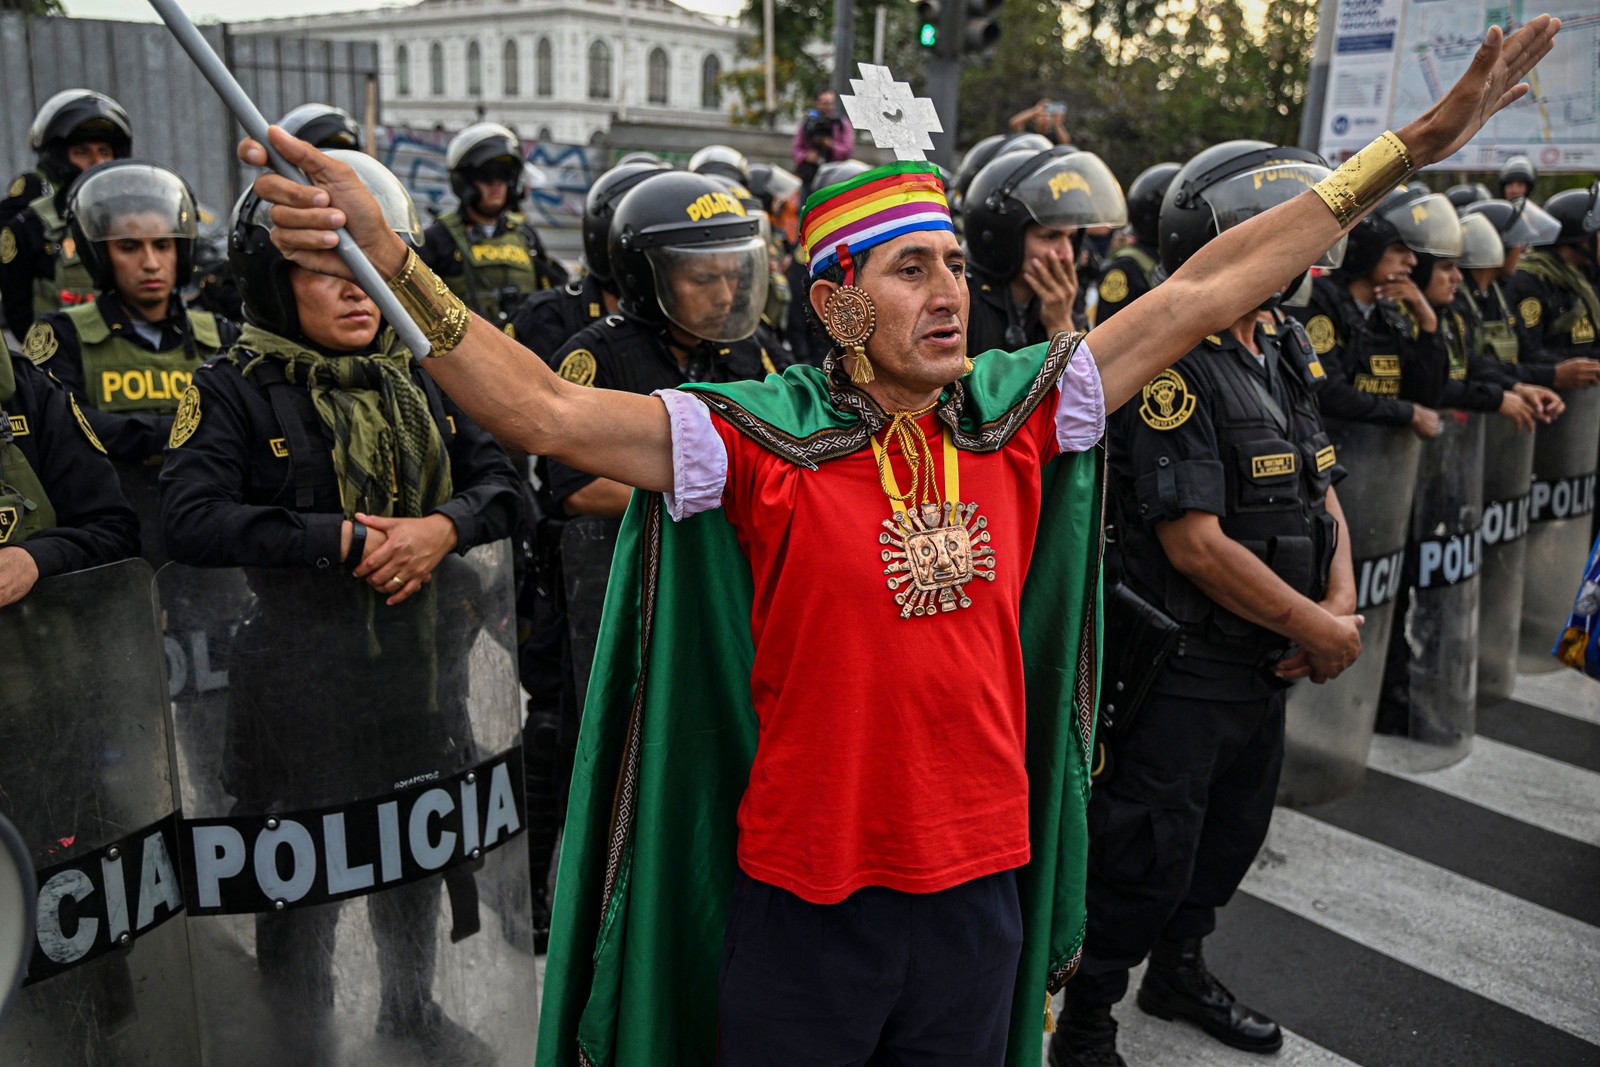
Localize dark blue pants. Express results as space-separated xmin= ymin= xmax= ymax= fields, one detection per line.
xmin=717 ymin=867 xmax=1024 ymax=1067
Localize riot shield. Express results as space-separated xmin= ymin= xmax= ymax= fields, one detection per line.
xmin=1520 ymin=387 xmax=1600 ymax=669
xmin=1401 ymin=412 xmax=1485 ymax=769
xmin=0 ymin=559 xmax=201 ymax=1066
xmin=1476 ymin=413 xmax=1535 ymax=703
xmin=159 ymin=541 xmax=536 ymax=1067
xmin=0 ymin=814 xmax=33 ymax=1029
xmin=561 ymin=516 xmax=622 ymax=710
xmin=1281 ymin=423 xmax=1421 ymax=806
xmin=113 ymin=457 xmax=168 ymax=565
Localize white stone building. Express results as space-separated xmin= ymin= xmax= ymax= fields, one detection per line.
xmin=231 ymin=0 xmax=751 ymax=146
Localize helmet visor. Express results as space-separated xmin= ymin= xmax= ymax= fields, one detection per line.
xmin=1457 ymin=212 xmax=1505 ymax=270
xmin=72 ymin=164 xmax=197 ymax=243
xmin=1011 ymin=152 xmax=1128 ymax=230
xmin=1380 ymin=192 xmax=1463 ymax=257
xmin=1202 ymin=162 xmax=1346 ymax=269
xmin=645 ymin=237 xmax=768 ymax=343
xmin=1585 ymin=182 xmax=1600 ymax=233
xmin=325 ymin=151 xmax=424 ymax=246
xmin=1506 ymin=198 xmax=1562 ymax=247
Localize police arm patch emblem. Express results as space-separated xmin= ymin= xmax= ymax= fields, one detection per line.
xmin=557 ymin=349 xmax=598 ymax=387
xmin=0 ymin=228 xmax=16 ymax=265
xmin=7 ymin=176 xmax=23 ymax=199
xmin=69 ymin=394 xmax=107 ymax=454
xmin=1520 ymin=297 xmax=1542 ymax=329
xmin=0 ymin=505 xmax=15 ymax=544
xmin=1099 ymin=269 xmax=1129 ymax=304
xmin=1304 ymin=315 xmax=1336 ymax=355
xmin=168 ymin=386 xmax=202 ymax=449
xmin=22 ymin=321 xmax=57 ymax=366
xmin=1139 ymin=369 xmax=1196 ymax=431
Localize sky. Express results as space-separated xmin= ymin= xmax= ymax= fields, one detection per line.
xmin=65 ymin=0 xmax=747 ymax=25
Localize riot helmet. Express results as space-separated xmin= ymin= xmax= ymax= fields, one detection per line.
xmin=688 ymin=145 xmax=750 ymax=185
xmin=1336 ymin=184 xmax=1461 ymax=281
xmin=608 ymin=171 xmax=767 ymax=342
xmin=1159 ymin=141 xmax=1345 ymax=276
xmin=1446 ymin=182 xmax=1492 ymax=209
xmin=949 ymin=132 xmax=1052 ymax=211
xmin=616 ymin=151 xmax=664 ymax=167
xmin=964 ymin=145 xmax=1126 ymax=280
xmin=230 ymin=151 xmax=423 ymax=340
xmin=28 ymin=90 xmax=133 ymax=187
xmin=747 ymin=163 xmax=802 ymax=212
xmin=1126 ymin=161 xmax=1180 ymax=248
xmin=1459 ymin=197 xmax=1562 ymax=249
xmin=278 ymin=103 xmax=363 ymax=151
xmin=1498 ymin=155 xmax=1537 ymax=199
xmin=67 ymin=160 xmax=200 ymax=292
xmin=582 ymin=161 xmax=671 ymax=285
xmin=1540 ymin=183 xmax=1600 ymax=247
xmin=446 ymin=123 xmax=525 ymax=215
xmin=1457 ymin=212 xmax=1506 ymax=270
xmin=812 ymin=159 xmax=871 ymax=190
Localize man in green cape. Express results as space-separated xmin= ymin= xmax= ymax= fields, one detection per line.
xmin=238 ymin=27 xmax=1562 ymax=1065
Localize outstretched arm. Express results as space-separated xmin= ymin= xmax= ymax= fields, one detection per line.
xmin=1088 ymin=16 xmax=1561 ymax=412
xmin=237 ymin=129 xmax=675 ymax=494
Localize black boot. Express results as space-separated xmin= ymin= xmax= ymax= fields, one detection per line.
xmin=1046 ymin=999 xmax=1128 ymax=1067
xmin=1137 ymin=938 xmax=1282 ymax=1053
xmin=377 ymin=997 xmax=498 ymax=1066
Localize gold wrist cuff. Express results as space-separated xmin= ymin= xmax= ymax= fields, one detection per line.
xmin=387 ymin=248 xmax=471 ymax=358
xmin=1312 ymin=131 xmax=1415 ymax=228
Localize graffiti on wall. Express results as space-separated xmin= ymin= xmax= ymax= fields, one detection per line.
xmin=376 ymin=127 xmax=601 ymax=229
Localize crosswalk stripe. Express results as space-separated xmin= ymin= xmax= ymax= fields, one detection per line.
xmin=1367 ymin=735 xmax=1600 ymax=848
xmin=1242 ymin=807 xmax=1600 ymax=1046
xmin=1510 ymin=670 xmax=1600 ymax=726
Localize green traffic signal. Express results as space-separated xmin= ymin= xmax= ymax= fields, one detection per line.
xmin=919 ymin=22 xmax=937 ymax=46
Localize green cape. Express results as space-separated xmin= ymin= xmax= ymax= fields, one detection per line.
xmin=536 ymin=334 xmax=1106 ymax=1067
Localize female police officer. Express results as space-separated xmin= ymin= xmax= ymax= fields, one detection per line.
xmin=158 ymin=152 xmax=520 ymax=1063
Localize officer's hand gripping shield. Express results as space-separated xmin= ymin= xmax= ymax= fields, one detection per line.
xmin=157 ymin=541 xmax=535 ymax=1067
xmin=0 ymin=560 xmax=201 ymax=1064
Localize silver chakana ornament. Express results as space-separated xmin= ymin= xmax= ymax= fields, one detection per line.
xmin=823 ymin=286 xmax=877 ymax=347
xmin=840 ymin=64 xmax=943 ymax=162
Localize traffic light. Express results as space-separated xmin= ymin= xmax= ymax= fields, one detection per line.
xmin=962 ymin=0 xmax=1001 ymax=57
xmin=916 ymin=0 xmax=941 ymax=49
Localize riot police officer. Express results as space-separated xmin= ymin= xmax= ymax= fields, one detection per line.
xmin=1052 ymin=141 xmax=1359 ymax=1067
xmin=159 ymin=151 xmax=520 ymax=1063
xmin=948 ymin=131 xmax=1052 ymax=215
xmin=689 ymin=144 xmax=750 ymax=186
xmin=0 ymin=347 xmax=138 ymax=605
xmin=1094 ymin=161 xmax=1180 ymax=324
xmin=23 ymin=161 xmax=237 ymax=560
xmin=962 ymin=145 xmax=1126 ymax=353
xmin=419 ymin=122 xmax=567 ymax=325
xmin=1505 ymin=182 xmax=1600 ymax=367
xmin=1290 ymin=185 xmax=1456 ymax=441
xmin=509 ymin=160 xmax=667 ymax=359
xmin=1 ymin=90 xmax=133 ymax=336
xmin=277 ymin=102 xmax=363 ymax=151
xmin=1498 ymin=155 xmax=1538 ymax=202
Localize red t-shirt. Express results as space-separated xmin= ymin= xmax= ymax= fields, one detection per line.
xmin=711 ymin=397 xmax=1063 ymax=904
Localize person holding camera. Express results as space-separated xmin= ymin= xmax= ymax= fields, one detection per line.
xmin=1009 ymin=98 xmax=1073 ymax=146
xmin=791 ymin=89 xmax=854 ymax=193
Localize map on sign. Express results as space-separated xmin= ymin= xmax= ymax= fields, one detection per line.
xmin=1318 ymin=0 xmax=1600 ymax=172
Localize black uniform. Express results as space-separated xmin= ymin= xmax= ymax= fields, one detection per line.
xmin=160 ymin=346 xmax=519 ymax=568
xmin=419 ymin=210 xmax=569 ymax=325
xmin=1456 ymin=280 xmax=1554 ymax=386
xmin=1081 ymin=319 xmax=1342 ymax=1006
xmin=1092 ymin=241 xmax=1159 ymax=325
xmin=0 ymin=350 xmax=138 ymax=574
xmin=0 ymin=169 xmax=49 ymax=236
xmin=1505 ymin=250 xmax=1599 ymax=365
xmin=1291 ymin=275 xmax=1447 ymax=428
xmin=965 ymin=272 xmax=1082 ymax=355
xmin=544 ymin=314 xmax=782 ymax=507
xmin=1435 ymin=302 xmax=1512 ymax=413
xmin=508 ymin=273 xmax=608 ymax=359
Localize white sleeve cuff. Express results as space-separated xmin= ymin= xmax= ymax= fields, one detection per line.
xmin=1055 ymin=338 xmax=1106 ymax=453
xmin=655 ymin=389 xmax=729 ymax=521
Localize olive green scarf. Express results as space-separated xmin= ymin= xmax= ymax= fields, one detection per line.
xmin=240 ymin=325 xmax=453 ymax=518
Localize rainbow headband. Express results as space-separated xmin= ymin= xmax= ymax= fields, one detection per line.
xmin=799 ymin=161 xmax=952 ymax=281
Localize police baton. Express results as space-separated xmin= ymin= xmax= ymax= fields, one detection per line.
xmin=146 ymin=0 xmax=432 ymax=357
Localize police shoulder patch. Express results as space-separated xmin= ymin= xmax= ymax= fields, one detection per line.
xmin=1305 ymin=314 xmax=1336 ymax=355
xmin=7 ymin=176 xmax=23 ymax=199
xmin=557 ymin=349 xmax=598 ymax=387
xmin=22 ymin=321 xmax=57 ymax=366
xmin=1099 ymin=269 xmax=1129 ymax=304
xmin=168 ymin=386 xmax=202 ymax=450
xmin=503 ymin=322 xmax=516 ymax=339
xmin=69 ymin=394 xmax=106 ymax=454
xmin=1520 ymin=296 xmax=1542 ymax=328
xmin=0 ymin=228 xmax=15 ymax=265
xmin=1139 ymin=368 xmax=1197 ymax=431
